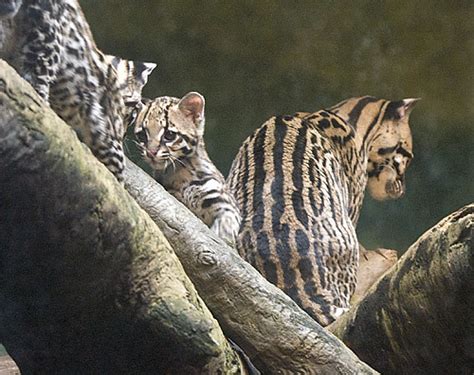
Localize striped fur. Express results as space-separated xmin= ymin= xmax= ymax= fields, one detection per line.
xmin=105 ymin=54 xmax=156 ymax=106
xmin=227 ymin=96 xmax=418 ymax=325
xmin=132 ymin=92 xmax=241 ymax=245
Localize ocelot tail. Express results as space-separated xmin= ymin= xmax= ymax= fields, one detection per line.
xmin=227 ymin=96 xmax=419 ymax=325
xmin=131 ymin=92 xmax=241 ymax=245
xmin=0 ymin=0 xmax=155 ymax=181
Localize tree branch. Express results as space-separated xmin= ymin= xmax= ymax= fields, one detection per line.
xmin=0 ymin=59 xmax=243 ymax=374
xmin=123 ymin=105 xmax=474 ymax=373
xmin=329 ymin=204 xmax=474 ymax=374
xmin=123 ymin=160 xmax=377 ymax=374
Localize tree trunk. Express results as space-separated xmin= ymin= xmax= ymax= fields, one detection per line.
xmin=0 ymin=60 xmax=243 ymax=374
xmin=329 ymin=204 xmax=474 ymax=374
xmin=123 ymin=125 xmax=474 ymax=373
xmin=352 ymin=247 xmax=398 ymax=304
xmin=123 ymin=162 xmax=377 ymax=374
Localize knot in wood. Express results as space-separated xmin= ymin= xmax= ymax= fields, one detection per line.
xmin=0 ymin=78 xmax=6 ymax=93
xmin=196 ymin=245 xmax=218 ymax=266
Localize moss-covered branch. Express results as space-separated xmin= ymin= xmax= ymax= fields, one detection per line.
xmin=0 ymin=60 xmax=243 ymax=373
xmin=329 ymin=204 xmax=474 ymax=374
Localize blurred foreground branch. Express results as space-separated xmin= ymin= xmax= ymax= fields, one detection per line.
xmin=0 ymin=60 xmax=243 ymax=374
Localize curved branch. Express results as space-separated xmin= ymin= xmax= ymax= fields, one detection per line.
xmin=0 ymin=60 xmax=242 ymax=374
xmin=124 ymin=160 xmax=376 ymax=374
xmin=329 ymin=204 xmax=474 ymax=374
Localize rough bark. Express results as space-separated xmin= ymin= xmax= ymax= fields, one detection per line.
xmin=329 ymin=204 xmax=474 ymax=374
xmin=124 ymin=161 xmax=377 ymax=374
xmin=352 ymin=248 xmax=398 ymax=304
xmin=0 ymin=60 xmax=243 ymax=374
xmin=123 ymin=126 xmax=474 ymax=373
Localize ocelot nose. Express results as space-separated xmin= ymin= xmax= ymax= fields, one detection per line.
xmin=146 ymin=148 xmax=158 ymax=158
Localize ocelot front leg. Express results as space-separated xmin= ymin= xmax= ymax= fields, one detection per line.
xmin=210 ymin=209 xmax=241 ymax=247
xmin=83 ymin=95 xmax=125 ymax=182
xmin=56 ymin=84 xmax=126 ymax=182
xmin=20 ymin=7 xmax=62 ymax=102
xmin=91 ymin=133 xmax=125 ymax=183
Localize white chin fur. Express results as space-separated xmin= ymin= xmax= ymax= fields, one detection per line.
xmin=368 ymin=168 xmax=403 ymax=201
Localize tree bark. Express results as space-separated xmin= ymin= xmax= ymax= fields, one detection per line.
xmin=123 ymin=122 xmax=474 ymax=373
xmin=352 ymin=247 xmax=398 ymax=304
xmin=0 ymin=60 xmax=243 ymax=374
xmin=123 ymin=162 xmax=377 ymax=374
xmin=6 ymin=54 xmax=471 ymax=374
xmin=329 ymin=204 xmax=474 ymax=374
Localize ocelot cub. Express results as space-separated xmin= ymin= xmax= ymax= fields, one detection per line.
xmin=0 ymin=0 xmax=155 ymax=181
xmin=131 ymin=92 xmax=241 ymax=245
xmin=227 ymin=96 xmax=419 ymax=325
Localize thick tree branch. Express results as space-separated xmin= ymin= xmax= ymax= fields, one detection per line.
xmin=123 ymin=115 xmax=474 ymax=373
xmin=124 ymin=161 xmax=376 ymax=374
xmin=329 ymin=204 xmax=474 ymax=374
xmin=0 ymin=60 xmax=243 ymax=374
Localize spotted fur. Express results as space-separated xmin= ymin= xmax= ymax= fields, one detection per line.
xmin=132 ymin=92 xmax=241 ymax=245
xmin=0 ymin=0 xmax=149 ymax=181
xmin=105 ymin=54 xmax=156 ymax=106
xmin=227 ymin=96 xmax=419 ymax=325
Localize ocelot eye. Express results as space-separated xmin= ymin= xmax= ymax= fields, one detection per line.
xmin=135 ymin=128 xmax=147 ymax=144
xmin=163 ymin=129 xmax=177 ymax=142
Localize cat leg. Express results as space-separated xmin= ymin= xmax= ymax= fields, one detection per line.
xmin=93 ymin=134 xmax=125 ymax=183
xmin=210 ymin=210 xmax=241 ymax=247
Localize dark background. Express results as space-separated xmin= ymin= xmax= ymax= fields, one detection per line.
xmin=82 ymin=0 xmax=473 ymax=252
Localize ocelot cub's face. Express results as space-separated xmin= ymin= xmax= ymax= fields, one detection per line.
xmin=133 ymin=92 xmax=205 ymax=171
xmin=367 ymin=99 xmax=419 ymax=201
xmin=0 ymin=0 xmax=22 ymax=18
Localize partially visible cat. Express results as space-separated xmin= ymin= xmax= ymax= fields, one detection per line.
xmin=227 ymin=96 xmax=418 ymax=325
xmin=131 ymin=92 xmax=241 ymax=245
xmin=105 ymin=54 xmax=156 ymax=108
xmin=0 ymin=0 xmax=156 ymax=181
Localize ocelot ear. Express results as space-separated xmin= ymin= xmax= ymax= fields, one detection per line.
xmin=178 ymin=92 xmax=205 ymax=128
xmin=134 ymin=61 xmax=157 ymax=85
xmin=397 ymin=98 xmax=421 ymax=118
xmin=105 ymin=54 xmax=121 ymax=69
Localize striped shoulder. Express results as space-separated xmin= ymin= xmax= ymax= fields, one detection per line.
xmin=327 ymin=96 xmax=389 ymax=128
xmin=228 ymin=114 xmax=314 ymax=209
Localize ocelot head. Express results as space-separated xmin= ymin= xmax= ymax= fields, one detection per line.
xmin=0 ymin=0 xmax=22 ymax=18
xmin=105 ymin=54 xmax=156 ymax=106
xmin=132 ymin=92 xmax=205 ymax=171
xmin=367 ymin=98 xmax=419 ymax=200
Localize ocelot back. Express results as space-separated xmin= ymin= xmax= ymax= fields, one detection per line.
xmin=0 ymin=0 xmax=154 ymax=181
xmin=132 ymin=92 xmax=242 ymax=245
xmin=227 ymin=96 xmax=419 ymax=325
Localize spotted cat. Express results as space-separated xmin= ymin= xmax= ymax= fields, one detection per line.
xmin=0 ymin=0 xmax=149 ymax=181
xmin=105 ymin=54 xmax=156 ymax=107
xmin=227 ymin=96 xmax=419 ymax=325
xmin=132 ymin=92 xmax=241 ymax=245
